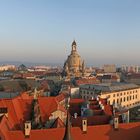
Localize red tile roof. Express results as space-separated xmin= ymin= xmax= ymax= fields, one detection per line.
xmin=38 ymin=97 xmax=66 ymax=122
xmin=50 ymin=117 xmax=65 ymax=128
xmin=4 ymin=122 xmax=140 ymax=140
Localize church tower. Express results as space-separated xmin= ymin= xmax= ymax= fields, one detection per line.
xmin=63 ymin=40 xmax=85 ymax=78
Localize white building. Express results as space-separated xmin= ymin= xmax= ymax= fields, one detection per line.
xmin=80 ymin=83 xmax=140 ymax=109
xmin=122 ymin=65 xmax=139 ymax=73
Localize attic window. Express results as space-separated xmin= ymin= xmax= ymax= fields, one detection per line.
xmin=26 ymin=125 xmax=29 ymax=129
xmin=83 ymin=121 xmax=86 ymax=125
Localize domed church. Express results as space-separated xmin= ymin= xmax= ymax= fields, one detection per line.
xmin=62 ymin=40 xmax=85 ymax=78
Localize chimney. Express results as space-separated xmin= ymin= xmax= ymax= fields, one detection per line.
xmin=101 ymin=104 xmax=104 ymax=110
xmin=82 ymin=118 xmax=87 ymax=133
xmin=87 ymin=103 xmax=89 ymax=109
xmin=113 ymin=116 xmax=119 ymax=130
xmin=74 ymin=113 xmax=78 ymax=119
xmin=99 ymin=101 xmax=101 ymax=105
xmin=24 ymin=121 xmax=31 ymax=137
xmin=81 ymin=108 xmax=84 ymax=117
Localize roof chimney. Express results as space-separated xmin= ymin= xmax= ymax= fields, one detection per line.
xmin=82 ymin=118 xmax=87 ymax=133
xmin=74 ymin=113 xmax=78 ymax=119
xmin=24 ymin=121 xmax=31 ymax=137
xmin=101 ymin=104 xmax=104 ymax=110
xmin=113 ymin=116 xmax=119 ymax=130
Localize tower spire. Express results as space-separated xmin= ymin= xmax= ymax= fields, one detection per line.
xmin=71 ymin=40 xmax=77 ymax=52
xmin=63 ymin=98 xmax=73 ymax=140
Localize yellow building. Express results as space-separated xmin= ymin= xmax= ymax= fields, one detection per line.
xmin=80 ymin=83 xmax=140 ymax=109
xmin=63 ymin=40 xmax=85 ymax=78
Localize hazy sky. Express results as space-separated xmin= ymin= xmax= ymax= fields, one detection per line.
xmin=0 ymin=0 xmax=140 ymax=66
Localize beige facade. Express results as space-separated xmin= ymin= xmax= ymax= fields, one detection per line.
xmin=49 ymin=110 xmax=66 ymax=121
xmin=45 ymin=110 xmax=66 ymax=128
xmin=0 ymin=65 xmax=16 ymax=71
xmin=103 ymin=64 xmax=116 ymax=73
xmin=63 ymin=40 xmax=85 ymax=78
xmin=101 ymin=88 xmax=140 ymax=108
xmin=80 ymin=83 xmax=140 ymax=109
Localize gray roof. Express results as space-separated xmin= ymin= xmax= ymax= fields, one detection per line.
xmin=81 ymin=83 xmax=139 ymax=93
xmin=0 ymin=92 xmax=20 ymax=99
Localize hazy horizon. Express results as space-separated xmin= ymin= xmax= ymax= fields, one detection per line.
xmin=0 ymin=0 xmax=140 ymax=66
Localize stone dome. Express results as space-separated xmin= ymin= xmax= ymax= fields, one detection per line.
xmin=63 ymin=40 xmax=85 ymax=78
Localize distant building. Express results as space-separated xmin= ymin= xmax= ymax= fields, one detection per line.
xmin=103 ymin=64 xmax=116 ymax=73
xmin=74 ymin=76 xmax=100 ymax=86
xmin=18 ymin=64 xmax=28 ymax=72
xmin=96 ymin=73 xmax=120 ymax=83
xmin=80 ymin=83 xmax=140 ymax=109
xmin=122 ymin=65 xmax=139 ymax=73
xmin=62 ymin=40 xmax=85 ymax=78
xmin=0 ymin=65 xmax=16 ymax=71
xmin=45 ymin=72 xmax=62 ymax=83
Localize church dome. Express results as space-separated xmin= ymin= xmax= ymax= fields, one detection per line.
xmin=68 ymin=53 xmax=81 ymax=68
xmin=63 ymin=40 xmax=85 ymax=78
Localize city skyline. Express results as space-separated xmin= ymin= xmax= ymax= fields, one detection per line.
xmin=0 ymin=0 xmax=140 ymax=66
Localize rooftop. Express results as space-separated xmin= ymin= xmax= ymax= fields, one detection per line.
xmin=81 ymin=83 xmax=139 ymax=93
xmin=2 ymin=121 xmax=140 ymax=140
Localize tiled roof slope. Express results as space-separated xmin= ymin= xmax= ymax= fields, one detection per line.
xmin=5 ymin=122 xmax=140 ymax=140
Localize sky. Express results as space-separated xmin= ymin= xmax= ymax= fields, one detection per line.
xmin=0 ymin=0 xmax=140 ymax=66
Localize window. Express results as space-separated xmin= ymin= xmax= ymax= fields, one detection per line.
xmin=124 ymin=97 xmax=125 ymax=102
xmin=127 ymin=96 xmax=129 ymax=101
xmin=135 ymin=95 xmax=138 ymax=99
xmin=26 ymin=125 xmax=29 ymax=129
xmin=117 ymin=99 xmax=119 ymax=104
xmin=83 ymin=121 xmax=86 ymax=125
xmin=113 ymin=94 xmax=115 ymax=97
xmin=113 ymin=99 xmax=115 ymax=104
xmin=108 ymin=100 xmax=110 ymax=104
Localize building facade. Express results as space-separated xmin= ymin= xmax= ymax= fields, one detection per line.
xmin=80 ymin=83 xmax=140 ymax=109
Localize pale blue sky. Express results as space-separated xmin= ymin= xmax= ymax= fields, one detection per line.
xmin=0 ymin=0 xmax=140 ymax=66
